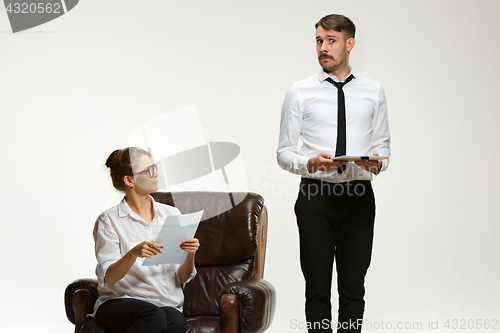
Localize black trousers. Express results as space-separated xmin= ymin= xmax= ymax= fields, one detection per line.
xmin=295 ymin=178 xmax=376 ymax=333
xmin=95 ymin=298 xmax=187 ymax=333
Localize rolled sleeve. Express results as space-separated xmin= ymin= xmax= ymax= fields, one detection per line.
xmin=174 ymin=265 xmax=197 ymax=285
xmin=93 ymin=214 xmax=121 ymax=287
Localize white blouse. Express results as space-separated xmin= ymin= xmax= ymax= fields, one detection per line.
xmin=92 ymin=196 xmax=196 ymax=315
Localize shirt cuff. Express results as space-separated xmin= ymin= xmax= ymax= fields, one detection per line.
xmin=380 ymin=158 xmax=389 ymax=173
xmin=175 ymin=266 xmax=197 ymax=285
xmin=96 ymin=262 xmax=112 ymax=287
xmin=298 ymin=156 xmax=311 ymax=176
xmin=372 ymin=158 xmax=388 ymax=176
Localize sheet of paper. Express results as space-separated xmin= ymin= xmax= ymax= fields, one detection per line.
xmin=331 ymin=155 xmax=389 ymax=162
xmin=142 ymin=210 xmax=203 ymax=266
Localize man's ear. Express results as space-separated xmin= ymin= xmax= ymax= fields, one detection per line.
xmin=346 ymin=37 xmax=356 ymax=53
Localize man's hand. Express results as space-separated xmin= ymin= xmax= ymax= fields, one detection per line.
xmin=354 ymin=152 xmax=382 ymax=174
xmin=180 ymin=238 xmax=200 ymax=254
xmin=307 ymin=152 xmax=348 ymax=173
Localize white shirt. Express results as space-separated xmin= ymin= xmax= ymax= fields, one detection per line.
xmin=277 ymin=70 xmax=391 ymax=183
xmin=92 ymin=196 xmax=196 ymax=315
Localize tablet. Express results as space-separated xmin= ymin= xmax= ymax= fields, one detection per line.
xmin=331 ymin=155 xmax=389 ymax=162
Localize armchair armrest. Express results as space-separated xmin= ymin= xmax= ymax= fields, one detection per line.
xmin=221 ymin=293 xmax=239 ymax=333
xmin=64 ymin=278 xmax=98 ymax=332
xmin=221 ymin=278 xmax=276 ymax=333
xmin=73 ymin=289 xmax=95 ymax=333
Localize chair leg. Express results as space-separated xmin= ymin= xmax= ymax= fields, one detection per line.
xmin=73 ymin=289 xmax=95 ymax=333
xmin=221 ymin=293 xmax=239 ymax=333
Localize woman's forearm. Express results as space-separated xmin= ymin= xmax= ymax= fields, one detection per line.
xmin=104 ymin=250 xmax=137 ymax=285
xmin=103 ymin=240 xmax=162 ymax=285
xmin=178 ymin=253 xmax=195 ymax=283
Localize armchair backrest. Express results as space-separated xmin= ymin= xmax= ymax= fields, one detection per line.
xmin=151 ymin=192 xmax=268 ymax=317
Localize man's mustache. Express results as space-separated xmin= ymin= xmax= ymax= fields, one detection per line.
xmin=319 ymin=54 xmax=333 ymax=60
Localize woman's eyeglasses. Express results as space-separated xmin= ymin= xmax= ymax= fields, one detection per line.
xmin=133 ymin=164 xmax=158 ymax=178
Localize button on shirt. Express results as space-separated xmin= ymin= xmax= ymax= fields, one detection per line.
xmin=277 ymin=70 xmax=391 ymax=183
xmin=92 ymin=196 xmax=196 ymax=315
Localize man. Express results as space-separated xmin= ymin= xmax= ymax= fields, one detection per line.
xmin=277 ymin=14 xmax=390 ymax=333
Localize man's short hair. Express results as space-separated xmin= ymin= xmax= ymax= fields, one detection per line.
xmin=315 ymin=14 xmax=356 ymax=39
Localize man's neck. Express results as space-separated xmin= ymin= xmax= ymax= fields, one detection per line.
xmin=325 ymin=65 xmax=351 ymax=82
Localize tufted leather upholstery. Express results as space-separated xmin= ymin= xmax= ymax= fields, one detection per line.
xmin=65 ymin=192 xmax=275 ymax=333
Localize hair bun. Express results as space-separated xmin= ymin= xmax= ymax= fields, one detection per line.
xmin=105 ymin=149 xmax=122 ymax=170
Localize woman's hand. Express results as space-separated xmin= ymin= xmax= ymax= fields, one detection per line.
xmin=132 ymin=241 xmax=163 ymax=258
xmin=180 ymin=238 xmax=200 ymax=254
xmin=179 ymin=238 xmax=200 ymax=283
xmin=104 ymin=240 xmax=162 ymax=285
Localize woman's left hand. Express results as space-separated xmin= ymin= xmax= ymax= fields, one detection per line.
xmin=180 ymin=238 xmax=200 ymax=254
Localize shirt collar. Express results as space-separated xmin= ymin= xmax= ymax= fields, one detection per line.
xmin=318 ymin=67 xmax=356 ymax=83
xmin=117 ymin=195 xmax=160 ymax=220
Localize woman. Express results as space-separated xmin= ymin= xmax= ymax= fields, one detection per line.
xmin=92 ymin=147 xmax=199 ymax=333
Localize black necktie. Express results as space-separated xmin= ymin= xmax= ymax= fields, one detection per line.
xmin=326 ymin=75 xmax=354 ymax=174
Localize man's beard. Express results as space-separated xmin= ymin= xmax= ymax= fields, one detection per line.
xmin=318 ymin=54 xmax=345 ymax=75
xmin=319 ymin=56 xmax=337 ymax=74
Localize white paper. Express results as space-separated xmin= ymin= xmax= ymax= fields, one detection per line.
xmin=142 ymin=210 xmax=203 ymax=266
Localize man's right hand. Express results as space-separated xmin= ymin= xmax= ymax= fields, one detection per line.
xmin=307 ymin=152 xmax=348 ymax=173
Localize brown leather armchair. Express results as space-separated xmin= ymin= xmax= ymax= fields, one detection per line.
xmin=65 ymin=192 xmax=276 ymax=333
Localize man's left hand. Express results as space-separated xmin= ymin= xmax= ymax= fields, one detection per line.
xmin=354 ymin=152 xmax=382 ymax=174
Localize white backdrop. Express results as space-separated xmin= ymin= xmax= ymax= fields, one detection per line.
xmin=1 ymin=1 xmax=499 ymax=332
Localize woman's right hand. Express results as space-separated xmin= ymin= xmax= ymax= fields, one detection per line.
xmin=132 ymin=241 xmax=163 ymax=258
xmin=104 ymin=240 xmax=163 ymax=285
